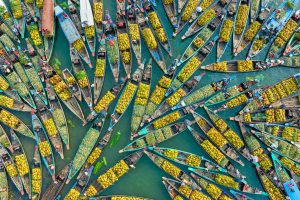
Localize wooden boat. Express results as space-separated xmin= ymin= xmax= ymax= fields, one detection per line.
xmin=248 ymin=0 xmax=297 ymax=58
xmin=103 ymin=10 xmax=120 ymax=82
xmin=56 ymin=4 xmax=91 ymax=66
xmin=82 ymin=152 xmax=143 ymax=197
xmin=204 ymin=80 xmax=258 ymax=107
xmin=0 ymin=125 xmax=13 ymax=152
xmin=34 ymin=0 xmax=44 ymax=30
xmin=9 ymin=130 xmax=31 ymax=198
xmin=32 ymin=113 xmax=55 ymax=179
xmin=62 ymin=68 xmax=82 ymax=102
xmin=9 ymin=0 xmax=25 ymax=38
xmin=232 ymin=0 xmax=250 ymax=53
xmin=23 ymin=0 xmax=36 ymax=17
xmin=0 ymin=94 xmax=31 ymax=112
xmin=41 ymin=163 xmax=72 ymax=200
xmin=70 ymin=47 xmax=92 ymax=107
xmin=182 ymin=0 xmax=231 ymax=40
xmin=116 ymin=0 xmax=126 ymax=16
xmin=127 ymin=0 xmax=142 ymax=64
xmin=46 ymin=81 xmax=70 ymax=150
xmin=283 ymin=31 xmax=300 ymax=57
xmin=269 ymin=94 xmax=300 ymax=109
xmin=67 ymin=0 xmax=85 ymax=39
xmin=0 ymin=159 xmax=8 ymax=200
xmin=120 ymin=121 xmax=192 ymax=153
xmin=108 ymin=62 xmax=144 ymax=130
xmin=142 ymin=1 xmax=172 ymax=56
xmin=64 ymin=166 xmax=93 ymax=199
xmin=93 ymin=0 xmax=103 ymax=40
xmin=250 ymin=0 xmax=261 ymax=22
xmin=0 ymin=108 xmax=34 ymax=138
xmin=177 ymin=0 xmax=187 ymax=14
xmin=92 ymin=196 xmax=150 ymax=200
xmin=136 ymin=4 xmax=166 ymax=72
xmin=12 ymin=62 xmax=32 ymax=89
xmin=189 ymin=169 xmax=268 ymax=196
xmin=229 ymin=190 xmax=255 ymax=200
xmin=0 ymin=34 xmax=20 ymax=60
xmin=148 ymin=146 xmax=228 ymax=173
xmin=280 ymin=55 xmax=300 ymax=68
xmin=130 ymin=59 xmax=152 ymax=137
xmin=93 ymin=34 xmax=106 ymax=104
xmin=0 ymin=74 xmax=23 ymax=102
xmin=42 ymin=0 xmax=55 ymax=61
xmin=66 ymin=121 xmax=102 ymax=182
xmin=180 ymin=16 xmax=223 ymax=65
xmin=0 ymin=21 xmax=20 ymax=43
xmin=161 ymin=0 xmax=177 ymax=28
xmin=162 ymin=178 xmax=186 ymax=200
xmin=216 ymin=0 xmax=239 ymax=61
xmin=116 ymin=13 xmax=132 ymax=77
xmin=272 ymin=151 xmax=300 ymax=180
xmin=31 ymin=55 xmax=44 ymax=82
xmin=0 ymin=42 xmax=18 ymax=63
xmin=31 ymin=146 xmax=42 ymax=200
xmin=0 ymin=144 xmax=24 ymax=195
xmin=0 ymin=0 xmax=20 ymax=38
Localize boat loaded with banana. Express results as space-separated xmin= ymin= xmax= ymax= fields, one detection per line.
xmin=46 ymin=80 xmax=70 ymax=149
xmin=82 ymin=151 xmax=143 ymax=198
xmin=0 ymin=74 xmax=22 ymax=102
xmin=31 ymin=113 xmax=55 ymax=179
xmin=41 ymin=0 xmax=55 ymax=61
xmin=62 ymin=68 xmax=82 ymax=102
xmin=0 ymin=21 xmax=20 ymax=43
xmin=189 ymin=169 xmax=268 ymax=196
xmin=239 ymin=73 xmax=300 ymax=114
xmin=0 ymin=93 xmax=31 ymax=112
xmin=93 ymin=0 xmax=103 ymax=40
xmin=267 ymin=11 xmax=300 ymax=59
xmin=136 ymin=3 xmax=166 ymax=72
xmin=130 ymin=59 xmax=152 ymax=137
xmin=116 ymin=12 xmax=132 ymax=77
xmin=148 ymin=146 xmax=228 ymax=173
xmin=0 ymin=144 xmax=24 ymax=195
xmin=41 ymin=163 xmax=72 ymax=200
xmin=248 ymin=0 xmax=297 ymax=58
xmin=182 ymin=0 xmax=231 ymax=40
xmin=108 ymin=62 xmax=144 ymax=130
xmin=43 ymin=62 xmax=85 ymax=122
xmin=55 ymin=5 xmax=91 ymax=66
xmin=0 ymin=42 xmax=18 ymax=63
xmin=269 ymin=93 xmax=300 ymax=108
xmin=23 ymin=0 xmax=35 ymax=17
xmin=187 ymin=125 xmax=243 ymax=179
xmin=162 ymin=178 xmax=186 ymax=200
xmin=250 ymin=0 xmax=261 ymax=22
xmin=104 ymin=10 xmax=120 ymax=82
xmin=9 ymin=129 xmax=31 ymax=198
xmin=142 ymin=1 xmax=172 ymax=56
xmin=93 ymin=34 xmax=106 ymax=104
xmin=120 ymin=120 xmax=192 ymax=153
xmin=70 ymin=47 xmax=92 ymax=108
xmin=279 ymin=55 xmax=300 ymax=68
xmin=9 ymin=0 xmax=25 ymax=38
xmin=204 ymin=80 xmax=258 ymax=107
xmin=91 ymin=195 xmax=150 ymax=199
xmin=0 ymin=0 xmax=20 ymax=39
xmin=116 ymin=0 xmax=126 ymax=16
xmin=180 ymin=15 xmax=223 ymax=65
xmin=161 ymin=0 xmax=177 ymax=28
xmin=177 ymin=0 xmax=187 ymax=14
xmin=34 ymin=0 xmax=44 ymax=29
xmin=67 ymin=0 xmax=85 ymax=39
xmin=167 ymin=37 xmax=217 ymax=96
xmin=127 ymin=0 xmax=142 ymax=64
xmin=216 ymin=0 xmax=238 ymax=61
xmin=0 ymin=125 xmax=13 ymax=152
xmin=0 ymin=159 xmax=8 ymax=200
xmin=229 ymin=190 xmax=255 ymax=200
xmin=66 ymin=116 xmax=104 ymax=183
xmin=283 ymin=29 xmax=300 ymax=56
xmin=140 ymin=59 xmax=178 ymax=127
xmin=31 ymin=146 xmax=42 ymax=200
xmin=162 ymin=177 xmax=212 ymax=200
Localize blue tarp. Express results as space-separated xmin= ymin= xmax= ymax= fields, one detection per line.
xmin=284 ymin=179 xmax=300 ymax=200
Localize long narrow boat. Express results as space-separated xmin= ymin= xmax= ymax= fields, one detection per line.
xmin=190 ymin=169 xmax=268 ymax=196
xmin=9 ymin=130 xmax=31 ymax=198
xmin=0 ymin=144 xmax=24 ymax=195
xmin=24 ymin=0 xmax=36 ymax=17
xmin=41 ymin=163 xmax=72 ymax=200
xmin=136 ymin=5 xmax=166 ymax=72
xmin=272 ymin=151 xmax=300 ymax=180
xmin=31 ymin=146 xmax=42 ymax=200
xmin=92 ymin=196 xmax=150 ymax=200
xmin=148 ymin=146 xmax=228 ymax=173
xmin=269 ymin=93 xmax=300 ymax=108
xmin=130 ymin=59 xmax=152 ymax=137
xmin=43 ymin=63 xmax=85 ymax=122
xmin=116 ymin=13 xmax=132 ymax=77
xmin=46 ymin=81 xmax=70 ymax=150
xmin=0 ymin=74 xmax=22 ymax=102
xmin=283 ymin=30 xmax=300 ymax=56
xmin=103 ymin=10 xmax=120 ymax=82
xmin=32 ymin=113 xmax=55 ymax=179
xmin=250 ymin=0 xmax=261 ymax=22
xmin=216 ymin=0 xmax=239 ymax=61
xmin=41 ymin=0 xmax=55 ymax=61
xmin=161 ymin=0 xmax=177 ymax=28
xmin=204 ymin=80 xmax=258 ymax=107
xmin=9 ymin=0 xmax=25 ymax=38
xmin=0 ymin=159 xmax=8 ymax=200
xmin=182 ymin=0 xmax=231 ymax=40
xmin=80 ymin=0 xmax=96 ymax=56
xmin=62 ymin=68 xmax=82 ymax=102
xmin=127 ymin=0 xmax=142 ymax=64
xmin=82 ymin=152 xmax=143 ymax=198
xmin=70 ymin=47 xmax=92 ymax=107
xmin=0 ymin=41 xmax=18 ymax=63
xmin=120 ymin=121 xmax=191 ymax=153
xmin=0 ymin=0 xmax=20 ymax=38
xmin=66 ymin=121 xmax=102 ymax=182
xmin=142 ymin=1 xmax=172 ymax=56
xmin=109 ymin=62 xmax=144 ymax=130
xmin=280 ymin=55 xmax=300 ymax=68
xmin=162 ymin=178 xmax=186 ymax=200
xmin=67 ymin=0 xmax=85 ymax=39
xmin=55 ymin=5 xmax=91 ymax=66
xmin=12 ymin=62 xmax=32 ymax=90
xmin=0 ymin=20 xmax=20 ymax=43
xmin=177 ymin=0 xmax=187 ymax=14
xmin=93 ymin=34 xmax=106 ymax=104
xmin=179 ymin=16 xmax=223 ymax=65
xmin=229 ymin=190 xmax=255 ymax=200
xmin=0 ymin=125 xmax=13 ymax=152
xmin=34 ymin=0 xmax=44 ymax=30
xmin=0 ymin=108 xmax=34 ymax=138
xmin=248 ymin=0 xmax=297 ymax=58
xmin=0 ymin=94 xmax=31 ymax=112
xmin=92 ymin=0 xmax=103 ymax=40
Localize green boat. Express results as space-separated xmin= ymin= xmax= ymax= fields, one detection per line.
xmin=0 ymin=159 xmax=8 ymax=200
xmin=0 ymin=74 xmax=21 ymax=102
xmin=162 ymin=178 xmax=185 ymax=200
xmin=272 ymin=151 xmax=300 ymax=179
xmin=0 ymin=41 xmax=18 ymax=62
xmin=9 ymin=129 xmax=31 ymax=198
xmin=9 ymin=0 xmax=26 ymax=38
xmin=0 ymin=30 xmax=19 ymax=51
xmin=0 ymin=125 xmax=13 ymax=152
xmin=31 ymin=145 xmax=42 ymax=200
xmin=0 ymin=0 xmax=20 ymax=39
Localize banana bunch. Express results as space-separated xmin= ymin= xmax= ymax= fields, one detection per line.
xmin=93 ymin=2 xmax=103 ymax=23
xmin=235 ymin=5 xmax=249 ymax=35
xmin=252 ymin=38 xmax=264 ymax=51
xmin=161 ymin=160 xmax=181 ymax=178
xmin=6 ymin=163 xmax=18 ymax=177
xmin=78 ymin=76 xmax=89 ymax=88
xmin=185 ymin=154 xmax=201 ymax=167
xmin=112 ymin=160 xmax=129 ymax=178
xmin=265 ymin=87 xmax=280 ymax=104
xmin=25 ymin=0 xmax=33 ymax=3
xmin=184 ymin=84 xmax=215 ymax=105
xmin=142 ymin=28 xmax=157 ymax=49
xmin=148 ymin=12 xmax=162 ymax=30
xmin=201 ymin=140 xmax=225 ymax=164
xmin=64 ymin=188 xmax=80 ymax=200
xmin=121 ymin=51 xmax=131 ymax=64
xmin=282 ymin=77 xmax=298 ymax=95
xmin=0 ymin=95 xmax=14 ymax=108
xmin=162 ymin=0 xmax=173 ymax=5
xmin=261 ymin=175 xmax=285 ymax=200
xmin=0 ymin=109 xmax=19 ymax=128
xmin=193 ymin=37 xmax=205 ymax=48
xmin=85 ymin=185 xmax=98 ymax=197
xmin=214 ymin=119 xmax=227 ymax=132
xmin=31 ymin=179 xmax=41 ymax=193
xmin=94 ymin=91 xmax=115 ymax=112
xmin=213 ymin=61 xmax=227 ymax=71
xmin=278 ymin=19 xmax=298 ymax=42
xmin=178 ymin=185 xmax=192 ymax=197
xmin=153 ymin=111 xmax=181 ymax=129
xmin=226 ymin=93 xmax=248 ymax=108
xmin=166 ymin=88 xmax=186 ymax=107
xmin=95 ymin=59 xmax=105 ymax=77
xmin=85 ymin=25 xmax=95 ymax=39
xmin=129 ymin=24 xmax=140 ymax=41
xmin=207 ymin=127 xmax=228 ymax=148
xmin=224 ymin=129 xmax=244 ymax=149
xmin=259 ymin=154 xmax=273 ymax=171
xmin=158 ymin=76 xmax=172 ymax=88
xmin=237 ymin=60 xmax=253 ymax=72
xmin=270 ymin=126 xmax=280 ymax=136
xmin=178 ymin=57 xmax=201 ymax=82
xmin=282 ymin=127 xmax=300 ymax=142
xmin=116 ymin=82 xmax=137 ymax=114
xmin=200 ymin=0 xmax=214 ymax=10
xmin=29 ymin=26 xmax=42 ymax=46
xmin=280 ymin=157 xmax=300 ymax=176
xmin=220 ymin=19 xmax=233 ymax=42
xmin=118 ymin=33 xmax=130 ymax=51
xmin=97 ymin=173 xmax=113 ymax=188
xmin=15 ymin=154 xmax=29 ymax=176
xmin=181 ymin=0 xmax=201 ymax=21
xmin=243 ymin=113 xmax=251 ymax=122
xmin=274 ymin=109 xmax=286 ymax=122
xmin=137 ymin=83 xmax=150 ymax=99
xmin=243 ymin=21 xmax=261 ymax=42
xmin=206 ymin=183 xmax=222 ymax=199
xmin=197 ymin=9 xmax=216 ymax=26
xmin=72 ymin=39 xmax=85 ymax=51
xmin=1 ymin=11 xmax=10 ymax=20
xmin=43 ymin=118 xmax=58 ymax=137
xmin=274 ymin=37 xmax=285 ymax=47
xmin=163 ymin=149 xmax=178 ymax=160
xmin=49 ymin=75 xmax=61 ymax=85
xmin=87 ymin=147 xmax=102 ymax=164
xmin=54 ymin=81 xmax=67 ymax=93
xmin=10 ymin=0 xmax=22 ymax=19
xmin=59 ymin=90 xmax=72 ymax=101
xmin=0 ymin=76 xmax=9 ymax=91
xmin=265 ymin=109 xmax=275 ymax=123
xmin=145 ymin=132 xmax=156 ymax=145
xmin=190 ymin=191 xmax=211 ymax=200
xmin=66 ymin=76 xmax=76 ymax=85
xmin=36 ymin=0 xmax=43 ymax=8
xmin=215 ymin=174 xmax=239 ymax=189
xmin=32 ymin=168 xmax=41 ymax=180
xmin=274 ymin=83 xmax=288 ymax=98
xmin=135 ymin=96 xmax=148 ymax=106
xmin=27 ymin=68 xmax=43 ymax=91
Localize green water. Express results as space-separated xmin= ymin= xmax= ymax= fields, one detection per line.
xmin=8 ymin=0 xmax=300 ymax=199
